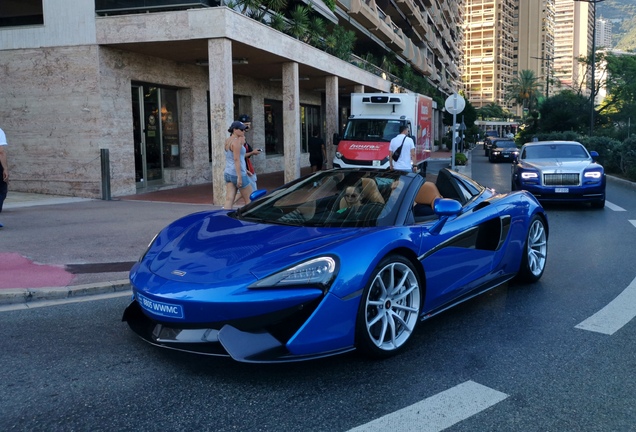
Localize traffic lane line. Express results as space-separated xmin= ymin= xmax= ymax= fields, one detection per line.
xmin=347 ymin=381 xmax=508 ymax=432
xmin=575 ymin=275 xmax=636 ymax=335
xmin=630 ymin=220 xmax=636 ymax=229
xmin=605 ymin=201 xmax=626 ymax=211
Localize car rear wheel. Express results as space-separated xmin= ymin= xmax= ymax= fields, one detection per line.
xmin=356 ymin=255 xmax=422 ymax=358
xmin=516 ymin=215 xmax=547 ymax=283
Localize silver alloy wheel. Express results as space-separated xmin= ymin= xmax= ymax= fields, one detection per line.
xmin=527 ymin=218 xmax=547 ymax=277
xmin=364 ymin=261 xmax=421 ymax=351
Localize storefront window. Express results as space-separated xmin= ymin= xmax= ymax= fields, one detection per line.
xmin=0 ymin=0 xmax=43 ymax=27
xmin=264 ymin=99 xmax=283 ymax=155
xmin=161 ymin=88 xmax=180 ymax=168
xmin=301 ymin=104 xmax=321 ymax=153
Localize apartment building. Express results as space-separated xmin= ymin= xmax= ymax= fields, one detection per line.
xmin=517 ymin=0 xmax=556 ymax=99
xmin=553 ymin=0 xmax=591 ymax=94
xmin=0 ymin=0 xmax=462 ymax=202
xmin=462 ymin=0 xmax=517 ymax=110
xmin=463 ymin=0 xmax=556 ymax=114
xmin=595 ymin=17 xmax=612 ymax=49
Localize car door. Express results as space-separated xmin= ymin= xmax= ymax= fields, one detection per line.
xmin=417 ymin=172 xmax=508 ymax=312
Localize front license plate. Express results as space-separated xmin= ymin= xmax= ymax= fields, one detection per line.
xmin=372 ymin=160 xmax=381 ymax=167
xmin=503 ymin=154 xmax=510 ymax=158
xmin=137 ymin=293 xmax=184 ymax=319
xmin=555 ymin=187 xmax=569 ymax=193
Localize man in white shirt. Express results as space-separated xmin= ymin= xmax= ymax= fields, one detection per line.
xmin=389 ymin=124 xmax=416 ymax=173
xmin=0 ymin=127 xmax=8 ymax=227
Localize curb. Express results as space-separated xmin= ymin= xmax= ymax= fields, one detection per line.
xmin=0 ymin=280 xmax=131 ymax=306
xmin=607 ymin=174 xmax=636 ymax=190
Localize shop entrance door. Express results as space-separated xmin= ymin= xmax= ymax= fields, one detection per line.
xmin=132 ymin=85 xmax=163 ymax=188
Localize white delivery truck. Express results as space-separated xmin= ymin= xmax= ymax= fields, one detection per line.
xmin=333 ymin=93 xmax=434 ymax=172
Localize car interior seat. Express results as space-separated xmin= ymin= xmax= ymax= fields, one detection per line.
xmin=413 ymin=182 xmax=442 ymax=218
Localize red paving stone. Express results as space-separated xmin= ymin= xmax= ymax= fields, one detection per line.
xmin=0 ymin=253 xmax=75 ymax=289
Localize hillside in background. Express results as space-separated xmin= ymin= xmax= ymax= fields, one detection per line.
xmin=598 ymin=0 xmax=636 ymax=51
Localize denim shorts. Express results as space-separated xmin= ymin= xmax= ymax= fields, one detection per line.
xmin=224 ymin=172 xmax=251 ymax=190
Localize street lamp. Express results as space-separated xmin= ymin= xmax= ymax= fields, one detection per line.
xmin=574 ymin=0 xmax=605 ymax=136
xmin=531 ymin=55 xmax=554 ymax=99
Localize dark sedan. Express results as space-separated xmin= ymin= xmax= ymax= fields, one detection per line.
xmin=489 ymin=139 xmax=519 ymax=162
xmin=511 ymin=140 xmax=605 ymax=208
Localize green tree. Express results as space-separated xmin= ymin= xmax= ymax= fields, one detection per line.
xmin=507 ymin=70 xmax=542 ymax=113
xmin=476 ymin=102 xmax=511 ymax=120
xmin=538 ymin=90 xmax=589 ymax=133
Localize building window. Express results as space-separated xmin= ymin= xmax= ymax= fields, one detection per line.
xmin=0 ymin=0 xmax=43 ymax=27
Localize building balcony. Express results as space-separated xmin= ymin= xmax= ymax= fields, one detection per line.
xmin=348 ymin=0 xmax=382 ymax=30
xmin=95 ymin=0 xmax=213 ymax=15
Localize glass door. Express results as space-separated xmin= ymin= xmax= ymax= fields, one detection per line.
xmin=132 ymin=85 xmax=163 ymax=188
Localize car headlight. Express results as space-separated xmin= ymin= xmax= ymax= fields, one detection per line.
xmin=521 ymin=172 xmax=539 ymax=180
xmin=584 ymin=171 xmax=602 ymax=179
xmin=249 ymin=256 xmax=338 ymax=289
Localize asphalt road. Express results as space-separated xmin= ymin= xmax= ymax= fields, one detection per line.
xmin=1 ymin=153 xmax=636 ymax=431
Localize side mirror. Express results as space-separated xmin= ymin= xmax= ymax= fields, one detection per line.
xmin=590 ymin=150 xmax=599 ymax=161
xmin=333 ymin=133 xmax=340 ymax=146
xmin=250 ymin=189 xmax=267 ymax=201
xmin=433 ymin=198 xmax=462 ymax=216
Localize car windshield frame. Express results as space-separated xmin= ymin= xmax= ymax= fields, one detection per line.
xmin=521 ymin=143 xmax=590 ymax=160
xmin=234 ymin=170 xmax=414 ymax=228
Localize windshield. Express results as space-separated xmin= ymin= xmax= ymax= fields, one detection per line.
xmin=522 ymin=143 xmax=589 ymax=160
xmin=493 ymin=140 xmax=517 ymax=149
xmin=342 ymin=119 xmax=406 ymax=142
xmin=235 ymin=170 xmax=410 ymax=227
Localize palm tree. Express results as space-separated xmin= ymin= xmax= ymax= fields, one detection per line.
xmin=507 ymin=70 xmax=542 ymax=113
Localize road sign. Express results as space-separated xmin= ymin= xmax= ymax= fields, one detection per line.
xmin=445 ymin=93 xmax=465 ymax=115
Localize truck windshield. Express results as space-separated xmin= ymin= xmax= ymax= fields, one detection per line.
xmin=342 ymin=119 xmax=404 ymax=142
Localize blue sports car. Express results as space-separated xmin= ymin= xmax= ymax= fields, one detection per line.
xmin=511 ymin=140 xmax=606 ymax=208
xmin=123 ymin=168 xmax=548 ymax=363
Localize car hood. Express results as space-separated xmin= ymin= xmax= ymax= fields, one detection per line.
xmin=148 ymin=213 xmax=363 ymax=284
xmin=521 ymin=159 xmax=592 ymax=172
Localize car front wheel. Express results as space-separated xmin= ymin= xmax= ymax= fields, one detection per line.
xmin=516 ymin=215 xmax=548 ymax=283
xmin=356 ymin=255 xmax=422 ymax=358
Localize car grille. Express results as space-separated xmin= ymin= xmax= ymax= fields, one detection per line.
xmin=543 ymin=173 xmax=579 ymax=186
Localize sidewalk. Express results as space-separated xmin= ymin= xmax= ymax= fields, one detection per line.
xmin=0 ymin=150 xmax=458 ymax=307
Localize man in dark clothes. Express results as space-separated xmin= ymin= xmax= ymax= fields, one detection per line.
xmin=308 ymin=129 xmax=326 ymax=172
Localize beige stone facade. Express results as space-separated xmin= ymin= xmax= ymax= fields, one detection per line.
xmin=1 ymin=1 xmax=460 ymax=202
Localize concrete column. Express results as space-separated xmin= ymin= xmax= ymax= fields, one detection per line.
xmin=353 ymin=84 xmax=365 ymax=93
xmin=208 ymin=38 xmax=234 ymax=206
xmin=325 ymin=75 xmax=339 ymax=168
xmin=282 ymin=62 xmax=300 ymax=183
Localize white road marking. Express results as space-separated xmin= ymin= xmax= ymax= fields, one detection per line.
xmin=347 ymin=381 xmax=508 ymax=432
xmin=575 ymin=276 xmax=636 ymax=335
xmin=630 ymin=220 xmax=636 ymax=229
xmin=605 ymin=201 xmax=626 ymax=211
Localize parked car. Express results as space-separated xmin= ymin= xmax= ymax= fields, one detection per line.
xmin=511 ymin=140 xmax=605 ymax=208
xmin=483 ymin=130 xmax=500 ymax=156
xmin=489 ymin=138 xmax=519 ymax=162
xmin=123 ymin=168 xmax=549 ymax=363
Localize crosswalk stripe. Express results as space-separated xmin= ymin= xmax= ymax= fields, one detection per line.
xmin=347 ymin=381 xmax=508 ymax=432
xmin=605 ymin=201 xmax=626 ymax=211
xmin=576 ymin=276 xmax=636 ymax=335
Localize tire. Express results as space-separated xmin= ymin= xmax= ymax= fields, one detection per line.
xmin=356 ymin=255 xmax=422 ymax=358
xmin=516 ymin=215 xmax=548 ymax=283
